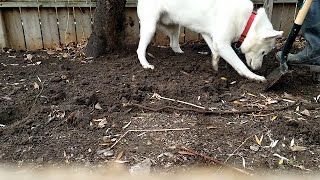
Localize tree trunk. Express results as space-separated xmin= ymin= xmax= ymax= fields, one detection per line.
xmin=84 ymin=0 xmax=126 ymax=57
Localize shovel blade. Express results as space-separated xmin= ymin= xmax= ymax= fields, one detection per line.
xmin=263 ymin=67 xmax=284 ymax=90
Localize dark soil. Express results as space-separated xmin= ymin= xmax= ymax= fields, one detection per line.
xmin=0 ymin=43 xmax=320 ymax=174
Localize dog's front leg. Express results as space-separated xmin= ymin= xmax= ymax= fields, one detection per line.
xmin=217 ymin=43 xmax=266 ymax=82
xmin=202 ymin=34 xmax=220 ymax=71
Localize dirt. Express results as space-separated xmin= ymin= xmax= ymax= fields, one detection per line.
xmin=0 ymin=43 xmax=320 ymax=174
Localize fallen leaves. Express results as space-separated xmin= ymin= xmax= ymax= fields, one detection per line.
xmin=25 ymin=54 xmax=33 ymax=61
xmin=94 ymin=103 xmax=103 ymax=110
xmin=33 ymin=82 xmax=40 ymax=90
xmin=300 ymin=109 xmax=311 ymax=117
xmin=93 ymin=118 xmax=108 ymax=128
xmin=289 ymin=138 xmax=307 ymax=152
xmin=254 ymin=134 xmax=264 ymax=146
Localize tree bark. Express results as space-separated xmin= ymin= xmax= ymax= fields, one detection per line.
xmin=84 ymin=0 xmax=126 ymax=57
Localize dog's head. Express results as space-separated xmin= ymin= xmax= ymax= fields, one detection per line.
xmin=240 ymin=8 xmax=283 ymax=70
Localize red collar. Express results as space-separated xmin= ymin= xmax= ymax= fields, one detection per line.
xmin=238 ymin=11 xmax=257 ymax=43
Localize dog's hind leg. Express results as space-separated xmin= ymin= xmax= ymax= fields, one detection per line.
xmin=158 ymin=23 xmax=184 ymax=53
xmin=202 ymin=34 xmax=220 ymax=71
xmin=137 ymin=18 xmax=158 ymax=69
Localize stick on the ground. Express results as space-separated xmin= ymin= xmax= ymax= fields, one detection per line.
xmin=129 ymin=100 xmax=300 ymax=115
xmin=152 ymin=93 xmax=207 ymax=110
xmin=176 ymin=146 xmax=253 ymax=176
xmin=109 ymin=128 xmax=190 ymax=149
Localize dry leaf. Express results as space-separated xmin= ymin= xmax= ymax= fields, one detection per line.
xmin=33 ymin=82 xmax=40 ymax=90
xmin=46 ymin=50 xmax=55 ymax=55
xmin=271 ymin=115 xmax=278 ymax=121
xmin=290 ymin=145 xmax=307 ymax=152
xmin=178 ymin=151 xmax=195 ymax=156
xmin=278 ymin=158 xmax=284 ymax=165
xmin=301 ymin=109 xmax=311 ymax=117
xmin=254 ymin=134 xmax=263 ymax=146
xmin=115 ymin=150 xmax=125 ymax=161
xmin=290 ymin=138 xmax=295 ymax=147
xmin=122 ymin=121 xmax=132 ymax=129
xmin=283 ymin=92 xmax=295 ymax=100
xmin=270 ymin=140 xmax=279 ymax=148
xmin=246 ymin=93 xmax=257 ymax=97
xmin=2 ymin=96 xmax=12 ymax=101
xmin=114 ymin=160 xmax=129 ymax=164
xmin=62 ymin=53 xmax=69 ymax=58
xmin=147 ymin=53 xmax=155 ymax=58
xmin=94 ymin=118 xmax=108 ymax=128
xmin=250 ymin=145 xmax=260 ymax=152
xmin=206 ymin=126 xmax=217 ymax=129
xmin=265 ymin=97 xmax=278 ymax=105
xmin=66 ymin=111 xmax=77 ymax=123
xmin=198 ymin=51 xmax=209 ymax=55
xmin=314 ymin=94 xmax=320 ymax=103
xmin=95 ymin=103 xmax=103 ymax=110
xmin=26 ymin=54 xmax=33 ymax=61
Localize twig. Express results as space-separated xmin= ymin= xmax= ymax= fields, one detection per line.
xmin=176 ymin=146 xmax=253 ymax=176
xmin=27 ymin=77 xmax=45 ymax=119
xmin=152 ymin=93 xmax=206 ymax=110
xmin=109 ymin=128 xmax=190 ymax=149
xmin=129 ymin=100 xmax=300 ymax=115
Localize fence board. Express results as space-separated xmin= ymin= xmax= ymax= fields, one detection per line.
xmin=3 ymin=8 xmax=26 ymax=50
xmin=124 ymin=8 xmax=140 ymax=44
xmin=39 ymin=7 xmax=60 ymax=49
xmin=155 ymin=31 xmax=169 ymax=45
xmin=184 ymin=28 xmax=199 ymax=43
xmin=21 ymin=8 xmax=43 ymax=50
xmin=74 ymin=7 xmax=92 ymax=43
xmin=0 ymin=10 xmax=8 ymax=48
xmin=179 ymin=27 xmax=185 ymax=44
xmin=273 ymin=4 xmax=296 ymax=36
xmin=57 ymin=7 xmax=77 ymax=46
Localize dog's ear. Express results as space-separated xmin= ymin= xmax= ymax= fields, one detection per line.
xmin=263 ymin=30 xmax=283 ymax=39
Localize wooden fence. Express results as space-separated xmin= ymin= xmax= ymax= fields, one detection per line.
xmin=0 ymin=0 xmax=299 ymax=51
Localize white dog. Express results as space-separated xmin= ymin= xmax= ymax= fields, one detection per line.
xmin=136 ymin=0 xmax=283 ymax=82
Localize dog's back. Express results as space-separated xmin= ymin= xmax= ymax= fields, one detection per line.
xmin=137 ymin=0 xmax=253 ymax=36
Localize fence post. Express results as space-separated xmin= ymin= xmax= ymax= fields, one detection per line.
xmin=266 ymin=0 xmax=274 ymax=20
xmin=0 ymin=10 xmax=8 ymax=48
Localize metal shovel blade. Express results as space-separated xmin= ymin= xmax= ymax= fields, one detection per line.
xmin=264 ymin=67 xmax=284 ymax=90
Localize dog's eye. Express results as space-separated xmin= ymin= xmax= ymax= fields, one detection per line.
xmin=262 ymin=51 xmax=265 ymax=55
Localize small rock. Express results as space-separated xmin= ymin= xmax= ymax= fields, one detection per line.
xmin=250 ymin=145 xmax=260 ymax=152
xmin=36 ymin=157 xmax=44 ymax=163
xmin=301 ymin=109 xmax=311 ymax=117
xmin=95 ymin=103 xmax=103 ymax=110
xmin=96 ymin=148 xmax=114 ymax=157
xmin=129 ymin=158 xmax=152 ymax=175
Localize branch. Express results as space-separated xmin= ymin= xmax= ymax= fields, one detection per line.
xmin=176 ymin=146 xmax=253 ymax=176
xmin=128 ymin=100 xmax=300 ymax=115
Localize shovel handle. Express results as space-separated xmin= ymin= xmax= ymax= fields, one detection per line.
xmin=280 ymin=0 xmax=313 ymax=72
xmin=295 ymin=0 xmax=313 ymax=25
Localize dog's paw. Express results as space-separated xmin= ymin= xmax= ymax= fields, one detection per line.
xmin=172 ymin=47 xmax=184 ymax=54
xmin=254 ymin=75 xmax=267 ymax=82
xmin=142 ymin=64 xmax=154 ymax=69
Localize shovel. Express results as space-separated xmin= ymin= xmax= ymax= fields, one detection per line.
xmin=264 ymin=0 xmax=313 ymax=90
